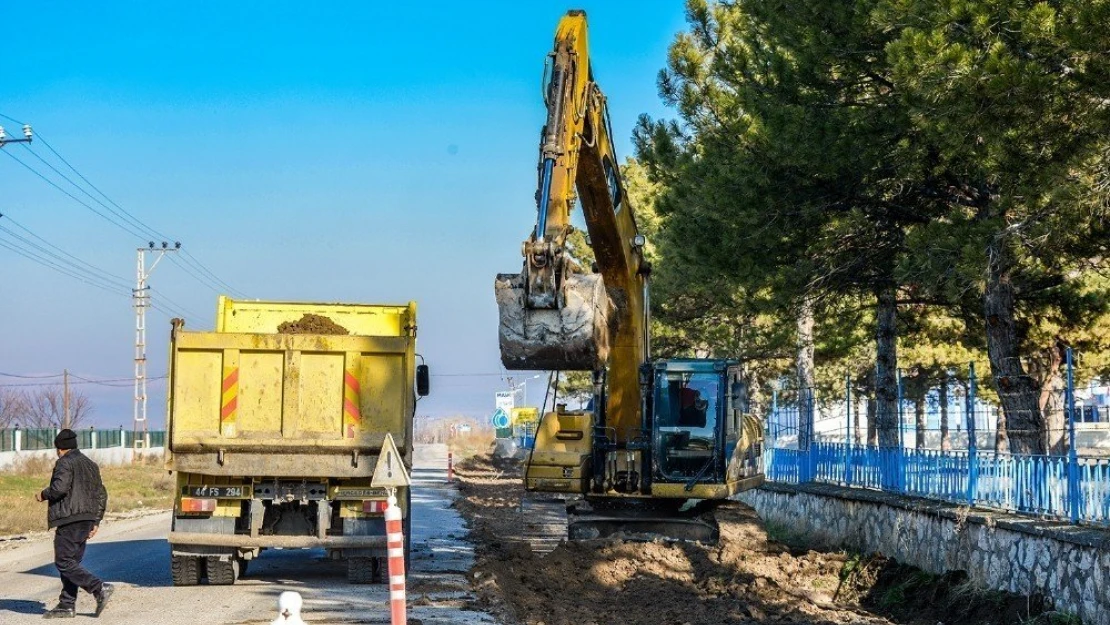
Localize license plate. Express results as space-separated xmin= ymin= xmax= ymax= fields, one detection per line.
xmin=333 ymin=487 xmax=388 ymax=500
xmin=183 ymin=486 xmax=249 ymax=498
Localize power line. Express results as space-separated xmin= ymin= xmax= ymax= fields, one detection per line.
xmin=0 ymin=226 xmax=133 ymax=291
xmin=33 ymin=136 xmax=173 ymax=242
xmin=0 ymin=236 xmax=133 ymax=297
xmin=0 ymin=214 xmax=132 ymax=290
xmin=0 ymin=375 xmax=168 ymax=388
xmin=179 ymin=250 xmax=245 ymax=298
xmin=0 ymin=229 xmax=190 ymax=318
xmin=0 ymin=111 xmax=246 ymax=299
xmin=1 ymin=149 xmax=148 ymax=240
xmin=150 ymin=287 xmax=204 ymax=322
xmin=72 ymin=374 xmax=168 ymax=388
xmin=0 ymin=224 xmax=131 ymax=292
xmin=19 ymin=144 xmax=160 ymax=240
xmin=167 ymin=254 xmax=227 ymax=295
xmin=0 ymin=372 xmax=64 ymax=379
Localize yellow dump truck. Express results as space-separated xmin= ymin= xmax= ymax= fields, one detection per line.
xmin=163 ymin=296 xmax=429 ymax=585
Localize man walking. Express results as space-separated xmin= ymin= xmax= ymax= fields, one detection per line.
xmin=35 ymin=428 xmax=114 ymax=618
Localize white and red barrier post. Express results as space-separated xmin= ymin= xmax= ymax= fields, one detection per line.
xmin=447 ymin=451 xmax=454 ymax=482
xmin=385 ymin=490 xmax=406 ymax=625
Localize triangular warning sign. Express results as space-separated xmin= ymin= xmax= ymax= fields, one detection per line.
xmin=371 ymin=432 xmax=411 ymax=488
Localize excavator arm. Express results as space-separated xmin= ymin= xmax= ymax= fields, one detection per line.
xmin=495 ymin=11 xmax=764 ymax=543
xmin=496 ymin=12 xmax=649 ymax=448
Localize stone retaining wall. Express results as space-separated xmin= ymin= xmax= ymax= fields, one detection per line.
xmin=739 ymin=483 xmax=1109 ymax=625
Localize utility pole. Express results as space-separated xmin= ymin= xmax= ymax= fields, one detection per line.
xmin=134 ymin=241 xmax=180 ymax=460
xmin=63 ymin=369 xmax=70 ymax=429
xmin=0 ymin=124 xmax=33 ymax=148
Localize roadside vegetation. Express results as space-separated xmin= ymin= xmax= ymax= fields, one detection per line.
xmin=0 ymin=454 xmax=173 ymax=536
xmin=627 ymin=0 xmax=1110 ymax=453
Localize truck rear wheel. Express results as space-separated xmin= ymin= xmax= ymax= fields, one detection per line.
xmin=347 ymin=557 xmax=376 ymax=584
xmin=170 ymin=555 xmax=202 ymax=586
xmin=206 ymin=557 xmax=239 ymax=585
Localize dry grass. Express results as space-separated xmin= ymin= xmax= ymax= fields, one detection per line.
xmin=448 ymin=432 xmax=497 ymax=462
xmin=0 ymin=454 xmax=174 ymax=536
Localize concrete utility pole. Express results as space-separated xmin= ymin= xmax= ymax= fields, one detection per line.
xmin=63 ymin=369 xmax=70 ymax=429
xmin=0 ymin=124 xmax=33 ymax=148
xmin=133 ymin=241 xmax=180 ymax=458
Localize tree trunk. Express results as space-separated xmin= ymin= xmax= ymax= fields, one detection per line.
xmin=983 ymin=237 xmax=1045 ymax=455
xmin=939 ymin=373 xmax=951 ymax=451
xmin=914 ymin=397 xmax=926 ymax=449
xmin=1033 ymin=345 xmax=1066 ymax=455
xmin=866 ymin=395 xmax=878 ymax=447
xmin=854 ymin=392 xmax=863 ymax=445
xmin=995 ymin=409 xmax=1008 ymax=452
xmin=874 ymin=283 xmax=899 ymax=448
xmin=796 ymin=297 xmax=816 ymax=450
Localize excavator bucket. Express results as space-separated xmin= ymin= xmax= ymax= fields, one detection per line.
xmin=495 ymin=271 xmax=612 ymax=371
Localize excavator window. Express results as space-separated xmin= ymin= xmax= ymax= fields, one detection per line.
xmin=653 ymin=372 xmax=721 ymax=481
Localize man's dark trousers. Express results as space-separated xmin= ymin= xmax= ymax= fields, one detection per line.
xmin=54 ymin=520 xmax=103 ymax=608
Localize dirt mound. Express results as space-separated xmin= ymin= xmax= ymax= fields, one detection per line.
xmin=277 ymin=313 xmax=349 ymax=335
xmin=452 ymin=453 xmax=1060 ymax=625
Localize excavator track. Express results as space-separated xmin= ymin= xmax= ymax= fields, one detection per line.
xmin=565 ymin=497 xmax=725 ymax=544
xmin=518 ymin=493 xmax=571 ymax=555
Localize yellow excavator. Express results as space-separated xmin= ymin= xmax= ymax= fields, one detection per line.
xmin=494 ymin=9 xmax=764 ymax=542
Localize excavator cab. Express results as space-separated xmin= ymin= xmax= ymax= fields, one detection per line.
xmin=529 ymin=359 xmax=764 ymax=543
xmin=649 ymin=360 xmax=763 ymax=499
xmin=652 ymin=362 xmax=724 ymax=483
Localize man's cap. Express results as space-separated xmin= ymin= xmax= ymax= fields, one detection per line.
xmin=54 ymin=429 xmax=78 ymax=450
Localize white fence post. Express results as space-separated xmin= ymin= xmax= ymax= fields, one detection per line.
xmin=14 ymin=429 xmax=22 ymax=452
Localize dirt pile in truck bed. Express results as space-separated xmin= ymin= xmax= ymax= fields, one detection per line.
xmin=277 ymin=313 xmax=349 ymax=335
xmin=451 ymin=452 xmax=1057 ymax=625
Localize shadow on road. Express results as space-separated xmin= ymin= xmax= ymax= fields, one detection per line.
xmin=0 ymin=599 xmax=46 ymax=615
xmin=21 ymin=539 xmax=171 ymax=587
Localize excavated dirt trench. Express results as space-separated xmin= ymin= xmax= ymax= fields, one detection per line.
xmin=452 ymin=452 xmax=1061 ymax=625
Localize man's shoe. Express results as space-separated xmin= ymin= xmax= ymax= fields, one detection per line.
xmin=42 ymin=605 xmax=75 ymax=619
xmin=94 ymin=584 xmax=114 ymax=617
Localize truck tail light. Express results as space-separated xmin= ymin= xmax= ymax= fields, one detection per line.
xmin=362 ymin=500 xmax=388 ymax=514
xmin=180 ymin=497 xmax=217 ymax=513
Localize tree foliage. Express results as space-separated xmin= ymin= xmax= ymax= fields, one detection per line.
xmin=636 ymin=0 xmax=1110 ymax=452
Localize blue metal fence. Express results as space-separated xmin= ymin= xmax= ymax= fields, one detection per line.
xmin=765 ymin=350 xmax=1110 ymax=528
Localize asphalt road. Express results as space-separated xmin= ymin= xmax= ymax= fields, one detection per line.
xmin=0 ymin=444 xmax=497 ymax=624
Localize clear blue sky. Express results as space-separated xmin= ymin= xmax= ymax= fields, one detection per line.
xmin=0 ymin=1 xmax=689 ymax=427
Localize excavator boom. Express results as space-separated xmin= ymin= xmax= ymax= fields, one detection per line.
xmin=494 ymin=10 xmax=764 ymax=545
xmin=495 ymin=9 xmax=647 ymax=442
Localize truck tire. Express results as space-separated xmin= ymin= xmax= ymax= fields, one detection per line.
xmin=170 ymin=555 xmax=202 ymax=586
xmin=347 ymin=557 xmax=375 ymax=584
xmin=206 ymin=557 xmax=239 ymax=585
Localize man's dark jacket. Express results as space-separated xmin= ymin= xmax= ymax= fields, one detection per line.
xmin=40 ymin=449 xmax=108 ymax=529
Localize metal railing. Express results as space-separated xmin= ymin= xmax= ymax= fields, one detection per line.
xmin=764 ymin=349 xmax=1110 ymax=528
xmin=0 ymin=428 xmax=167 ymax=453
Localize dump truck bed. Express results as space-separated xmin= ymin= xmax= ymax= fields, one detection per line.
xmin=165 ymin=297 xmax=418 ymax=478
